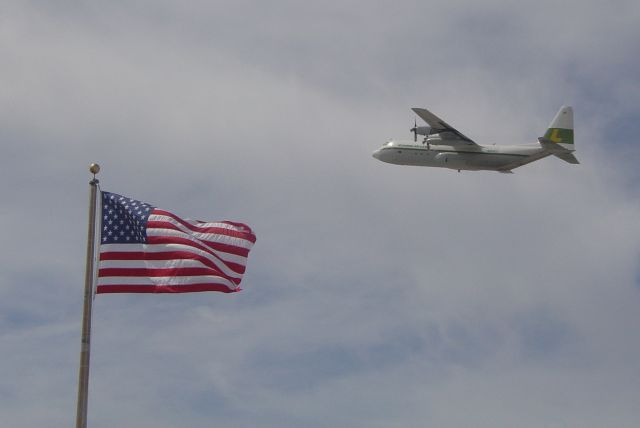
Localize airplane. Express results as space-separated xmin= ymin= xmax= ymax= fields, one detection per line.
xmin=372 ymin=106 xmax=578 ymax=173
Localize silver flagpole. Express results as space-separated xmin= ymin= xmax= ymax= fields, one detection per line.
xmin=76 ymin=163 xmax=100 ymax=428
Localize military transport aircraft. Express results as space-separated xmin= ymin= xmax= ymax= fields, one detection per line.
xmin=372 ymin=106 xmax=577 ymax=173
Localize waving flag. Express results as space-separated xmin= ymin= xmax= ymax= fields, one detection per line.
xmin=97 ymin=191 xmax=256 ymax=294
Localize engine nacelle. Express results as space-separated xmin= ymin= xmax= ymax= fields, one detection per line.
xmin=414 ymin=126 xmax=431 ymax=136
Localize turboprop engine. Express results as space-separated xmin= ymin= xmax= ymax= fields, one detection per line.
xmin=410 ymin=119 xmax=431 ymax=142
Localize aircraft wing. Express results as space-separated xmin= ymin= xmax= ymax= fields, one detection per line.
xmin=412 ymin=108 xmax=477 ymax=146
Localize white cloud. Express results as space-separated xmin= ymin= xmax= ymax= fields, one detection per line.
xmin=1 ymin=1 xmax=639 ymax=427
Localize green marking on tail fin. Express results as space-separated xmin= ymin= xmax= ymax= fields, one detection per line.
xmin=543 ymin=106 xmax=574 ymax=146
xmin=543 ymin=128 xmax=574 ymax=145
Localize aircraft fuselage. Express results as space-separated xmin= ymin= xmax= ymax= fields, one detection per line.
xmin=372 ymin=140 xmax=550 ymax=172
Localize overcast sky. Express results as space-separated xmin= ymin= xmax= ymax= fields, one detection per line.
xmin=2 ymin=1 xmax=640 ymax=427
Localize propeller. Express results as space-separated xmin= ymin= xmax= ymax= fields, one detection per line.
xmin=410 ymin=118 xmax=418 ymax=142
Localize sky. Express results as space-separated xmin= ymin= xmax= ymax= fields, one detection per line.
xmin=1 ymin=0 xmax=640 ymax=427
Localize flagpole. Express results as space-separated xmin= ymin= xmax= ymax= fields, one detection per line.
xmin=76 ymin=163 xmax=100 ymax=428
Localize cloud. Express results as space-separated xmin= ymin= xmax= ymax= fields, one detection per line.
xmin=1 ymin=1 xmax=639 ymax=427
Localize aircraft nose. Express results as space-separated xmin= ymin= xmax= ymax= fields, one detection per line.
xmin=372 ymin=149 xmax=381 ymax=160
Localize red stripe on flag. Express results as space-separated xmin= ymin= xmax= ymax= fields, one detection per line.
xmin=97 ymin=284 xmax=240 ymax=294
xmin=99 ymin=250 xmax=247 ymax=275
xmin=146 ymin=222 xmax=251 ymax=257
xmin=98 ymin=267 xmax=241 ymax=284
xmin=145 ymin=236 xmax=246 ymax=274
xmin=151 ymin=210 xmax=256 ymax=243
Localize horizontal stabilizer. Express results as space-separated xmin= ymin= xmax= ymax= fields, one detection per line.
xmin=553 ymin=152 xmax=580 ymax=164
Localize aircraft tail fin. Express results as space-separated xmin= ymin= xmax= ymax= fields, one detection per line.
xmin=539 ymin=106 xmax=574 ymax=151
xmin=538 ymin=106 xmax=578 ymax=164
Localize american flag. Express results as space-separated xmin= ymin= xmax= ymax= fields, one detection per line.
xmin=97 ymin=191 xmax=256 ymax=294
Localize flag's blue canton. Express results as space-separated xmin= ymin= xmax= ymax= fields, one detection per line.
xmin=101 ymin=191 xmax=155 ymax=244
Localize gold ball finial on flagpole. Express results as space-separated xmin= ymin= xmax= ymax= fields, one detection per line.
xmin=89 ymin=163 xmax=100 ymax=184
